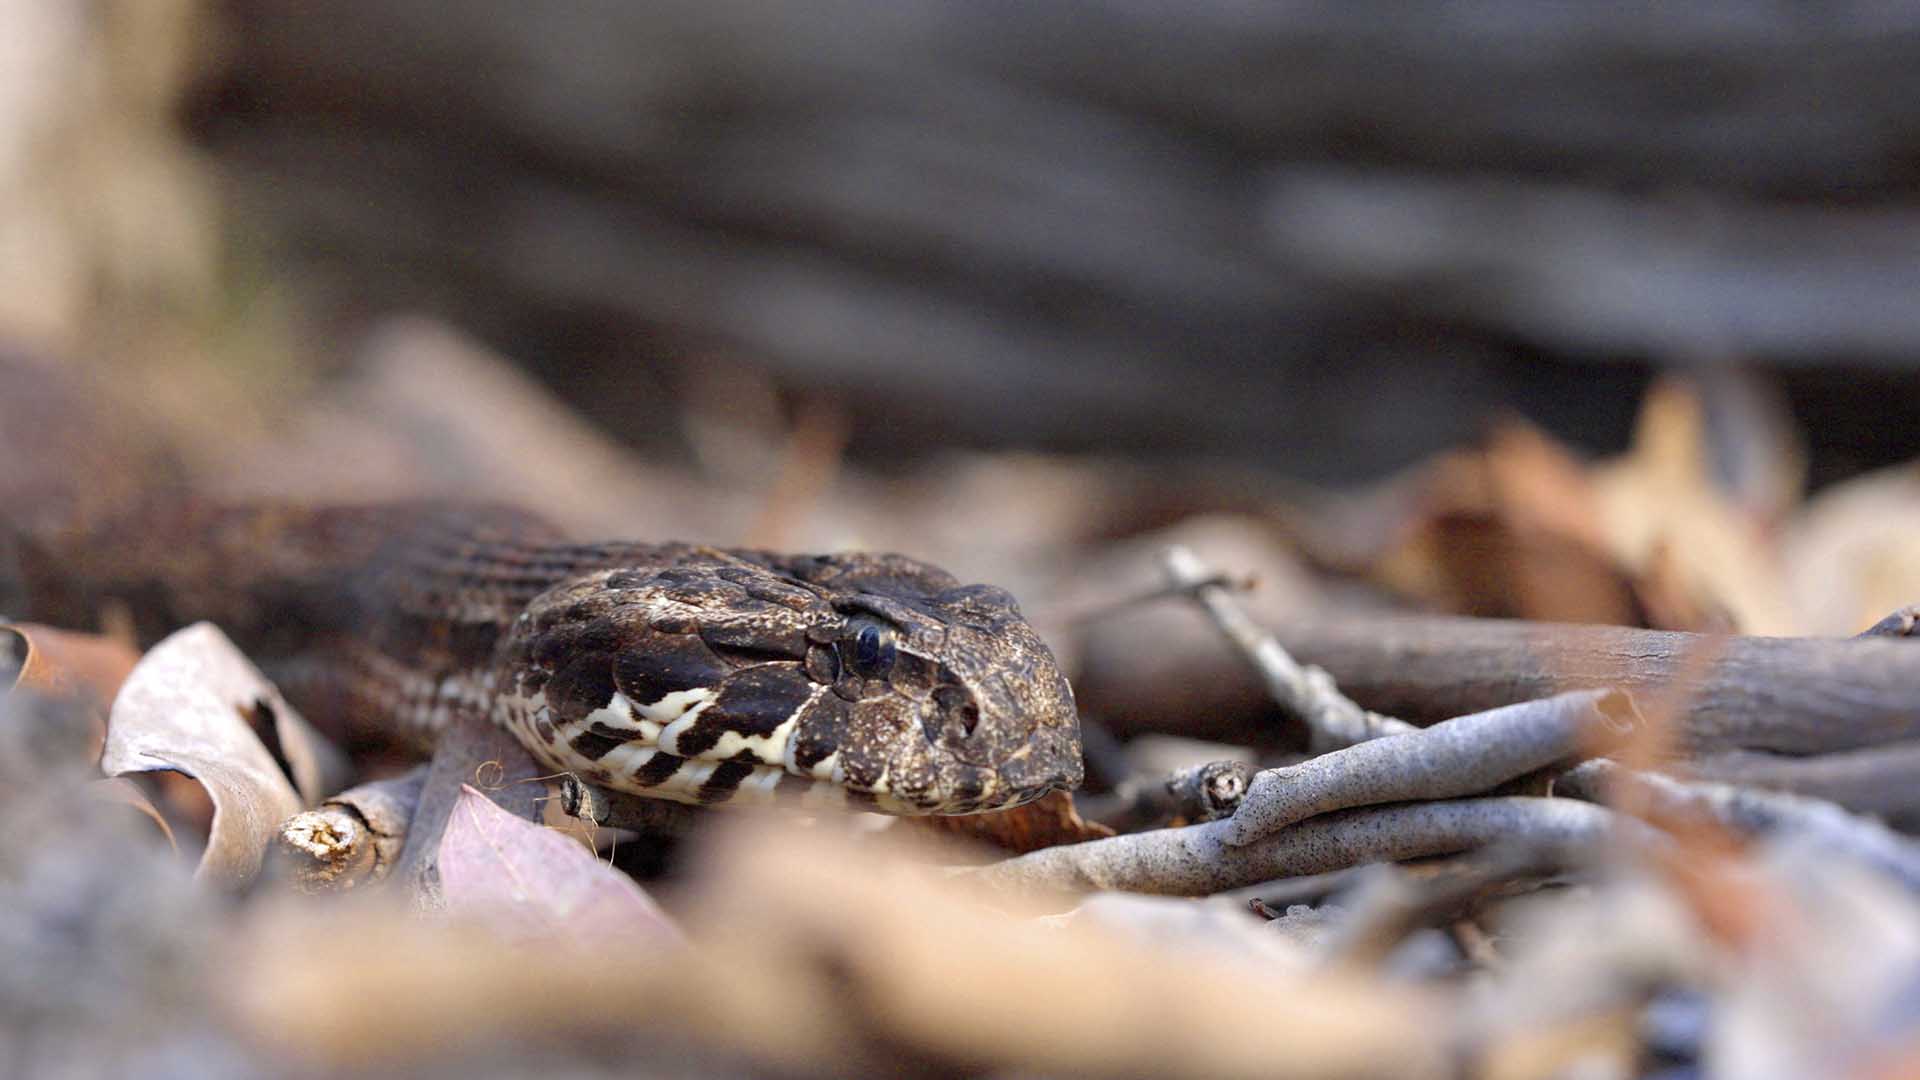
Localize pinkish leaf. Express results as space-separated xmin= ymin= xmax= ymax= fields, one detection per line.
xmin=437 ymin=784 xmax=682 ymax=947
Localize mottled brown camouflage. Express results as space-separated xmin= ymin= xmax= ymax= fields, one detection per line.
xmin=3 ymin=499 xmax=1083 ymax=813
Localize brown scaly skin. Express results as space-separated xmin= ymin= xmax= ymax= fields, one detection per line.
xmin=1 ymin=499 xmax=1083 ymax=814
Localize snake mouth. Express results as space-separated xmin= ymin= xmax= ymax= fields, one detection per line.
xmin=498 ymin=676 xmax=1071 ymax=816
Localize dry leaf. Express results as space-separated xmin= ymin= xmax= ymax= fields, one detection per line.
xmin=229 ymin=815 xmax=1447 ymax=1078
xmin=99 ymin=622 xmax=306 ymax=888
xmin=1373 ymin=421 xmax=1685 ymax=626
xmin=1 ymin=620 xmax=139 ymax=758
xmin=1593 ymin=378 xmax=1797 ymax=634
xmin=88 ymin=776 xmax=180 ymax=855
xmin=245 ymin=691 xmax=350 ymax=805
xmin=436 ymin=784 xmax=682 ymax=947
xmin=1783 ymin=462 xmax=1920 ymax=636
xmin=907 ymin=789 xmax=1115 ymax=855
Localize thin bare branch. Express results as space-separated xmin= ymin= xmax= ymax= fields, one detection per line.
xmin=1689 ymin=744 xmax=1920 ymax=822
xmin=1556 ymin=760 xmax=1920 ymax=892
xmin=1225 ymin=690 xmax=1640 ymax=845
xmin=1161 ymin=544 xmax=1415 ymax=752
xmin=1855 ymin=604 xmax=1920 ymax=639
xmin=966 ymin=797 xmax=1651 ymax=897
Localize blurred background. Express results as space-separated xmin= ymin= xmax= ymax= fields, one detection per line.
xmin=7 ymin=0 xmax=1920 ymax=744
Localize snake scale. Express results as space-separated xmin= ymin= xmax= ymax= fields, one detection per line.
xmin=1 ymin=498 xmax=1083 ymax=814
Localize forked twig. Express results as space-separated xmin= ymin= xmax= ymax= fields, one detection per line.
xmin=1161 ymin=545 xmax=1414 ymax=752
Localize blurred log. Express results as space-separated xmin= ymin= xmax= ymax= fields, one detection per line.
xmin=1265 ymin=169 xmax=1920 ymax=360
xmin=187 ymin=1 xmax=1920 ymax=476
xmin=1086 ymin=611 xmax=1920 ymax=756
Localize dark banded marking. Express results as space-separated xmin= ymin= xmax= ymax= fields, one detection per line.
xmin=697 ymin=760 xmax=758 ymax=804
xmin=789 ymin=692 xmax=849 ymax=771
xmin=665 ymin=665 xmax=816 ymax=759
xmin=567 ymin=721 xmax=637 ymax=762
xmin=544 ymin=653 xmax=618 ymax=724
xmin=633 ymin=750 xmax=686 ymax=788
xmin=613 ymin=635 xmax=729 ymax=701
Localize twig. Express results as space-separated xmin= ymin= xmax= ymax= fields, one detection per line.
xmin=1556 ymin=759 xmax=1920 ymax=892
xmin=1225 ymin=690 xmax=1640 ymax=845
xmin=269 ymin=766 xmax=427 ymax=893
xmin=1688 ymin=744 xmax=1920 ymax=821
xmin=1855 ymin=604 xmax=1920 ymax=639
xmin=1092 ymin=759 xmax=1253 ymax=832
xmin=965 ymin=797 xmax=1652 ymax=897
xmin=1161 ymin=545 xmax=1415 ymax=752
xmin=1226 ymin=866 xmax=1374 ymax=914
xmin=1059 ymin=570 xmax=1248 ymax=628
xmin=1316 ymin=843 xmax=1584 ymax=971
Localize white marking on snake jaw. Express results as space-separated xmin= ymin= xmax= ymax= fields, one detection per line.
xmin=657 ymin=702 xmax=721 ymax=755
xmin=597 ymin=740 xmax=662 ymax=776
xmin=492 ymin=684 xmax=929 ymax=814
xmin=738 ymin=768 xmax=785 ymax=799
xmin=577 ymin=690 xmax=661 ymax=741
xmin=634 ymin=687 xmax=715 ymax=724
xmin=685 ymin=712 xmax=798 ymax=766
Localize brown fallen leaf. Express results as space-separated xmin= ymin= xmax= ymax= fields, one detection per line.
xmin=1 ymin=620 xmax=139 ymax=759
xmin=1375 ymin=420 xmax=1722 ymax=629
xmin=436 ymin=783 xmax=682 ymax=948
xmin=99 ymin=622 xmax=306 ymax=888
xmin=906 ymin=789 xmax=1115 ymax=856
xmin=1593 ymin=377 xmax=1797 ymax=635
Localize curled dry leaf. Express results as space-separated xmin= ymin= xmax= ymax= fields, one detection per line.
xmin=88 ymin=776 xmax=180 ymax=855
xmin=99 ymin=622 xmax=306 ymax=888
xmin=1 ymin=620 xmax=139 ymax=758
xmin=436 ymin=784 xmax=682 ymax=947
xmin=247 ymin=692 xmax=350 ymax=805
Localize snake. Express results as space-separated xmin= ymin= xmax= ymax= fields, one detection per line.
xmin=0 ymin=498 xmax=1084 ymax=815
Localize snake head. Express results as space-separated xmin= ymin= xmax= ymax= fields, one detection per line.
xmin=500 ymin=550 xmax=1082 ymax=815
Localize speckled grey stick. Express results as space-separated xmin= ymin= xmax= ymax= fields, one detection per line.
xmin=1224 ymin=689 xmax=1641 ymax=846
xmin=1557 ymin=759 xmax=1920 ymax=893
xmin=1161 ymin=545 xmax=1415 ymax=752
xmin=1689 ymin=743 xmax=1920 ymax=822
xmin=965 ymin=797 xmax=1649 ymax=897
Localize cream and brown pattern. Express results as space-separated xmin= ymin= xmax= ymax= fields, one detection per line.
xmin=4 ymin=499 xmax=1083 ymax=813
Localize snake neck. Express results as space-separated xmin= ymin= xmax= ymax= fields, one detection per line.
xmin=3 ymin=499 xmax=576 ymax=747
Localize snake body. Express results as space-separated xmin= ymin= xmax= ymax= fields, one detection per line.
xmin=1 ymin=499 xmax=1083 ymax=814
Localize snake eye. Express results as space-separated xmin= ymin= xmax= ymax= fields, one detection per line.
xmin=848 ymin=620 xmax=897 ymax=679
